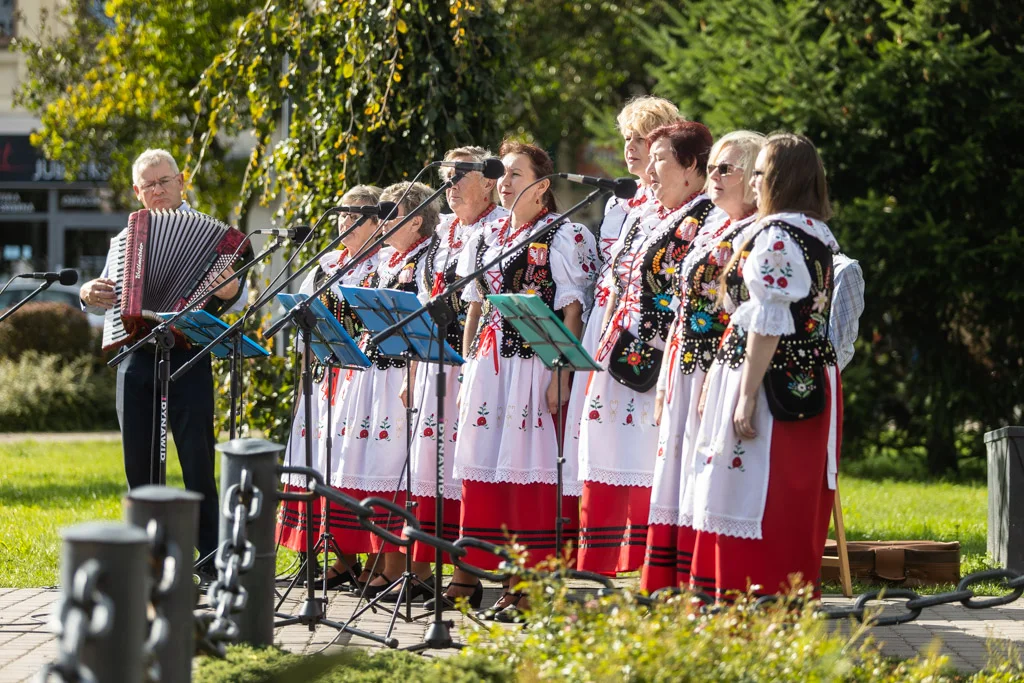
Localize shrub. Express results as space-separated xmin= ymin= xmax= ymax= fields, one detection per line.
xmin=0 ymin=352 xmax=117 ymax=431
xmin=0 ymin=302 xmax=95 ymax=362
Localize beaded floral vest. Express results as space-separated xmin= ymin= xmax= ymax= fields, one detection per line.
xmin=422 ymin=232 xmax=467 ymax=353
xmin=717 ymin=220 xmax=838 ymax=371
xmin=364 ymin=247 xmax=429 ymax=370
xmin=473 ymin=223 xmax=561 ymax=359
xmin=675 ymin=219 xmax=749 ymax=374
xmin=613 ymin=198 xmax=715 ymax=345
xmin=309 ymin=259 xmax=373 ymax=382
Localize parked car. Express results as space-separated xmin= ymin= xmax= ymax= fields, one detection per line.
xmin=0 ymin=280 xmax=105 ymax=329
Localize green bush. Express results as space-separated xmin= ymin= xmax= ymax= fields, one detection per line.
xmin=0 ymin=302 xmax=95 ymax=363
xmin=0 ymin=351 xmax=117 ymax=431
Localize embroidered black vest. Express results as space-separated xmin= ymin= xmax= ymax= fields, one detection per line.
xmin=676 ymin=219 xmax=747 ymax=375
xmin=717 ymin=221 xmax=838 ymax=371
xmin=364 ymin=248 xmax=428 ymax=370
xmin=310 ymin=263 xmax=371 ymax=382
xmin=473 ymin=223 xmax=561 ymax=359
xmin=422 ymin=232 xmax=467 ymax=354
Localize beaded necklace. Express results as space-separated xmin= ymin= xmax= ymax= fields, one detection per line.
xmin=449 ymin=202 xmax=496 ymax=251
xmin=656 ymin=190 xmax=702 ymax=219
xmin=386 ymin=235 xmax=430 ymax=269
xmin=498 ymin=208 xmax=549 ymax=247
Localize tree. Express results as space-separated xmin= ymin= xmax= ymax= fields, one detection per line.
xmin=640 ymin=0 xmax=1024 ymax=474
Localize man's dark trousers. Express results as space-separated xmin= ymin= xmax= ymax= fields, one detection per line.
xmin=116 ymin=346 xmax=220 ymax=561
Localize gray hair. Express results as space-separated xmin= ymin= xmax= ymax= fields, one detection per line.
xmin=132 ymin=149 xmax=179 ymax=187
xmin=379 ymin=182 xmax=440 ymax=238
xmin=441 ymin=146 xmax=498 ymax=203
xmin=341 ymin=184 xmax=383 ymax=209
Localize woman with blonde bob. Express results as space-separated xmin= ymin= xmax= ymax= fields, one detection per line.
xmin=678 ymin=133 xmax=841 ymax=600
xmin=563 ymin=96 xmax=684 ymax=512
xmin=641 ymin=131 xmax=765 ymax=592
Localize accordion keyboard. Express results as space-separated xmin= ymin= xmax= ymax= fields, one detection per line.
xmin=101 ymin=230 xmax=129 ymax=350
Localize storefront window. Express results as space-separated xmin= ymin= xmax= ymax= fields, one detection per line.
xmin=1 ymin=221 xmax=48 ymax=276
xmin=64 ymin=228 xmax=118 ymax=278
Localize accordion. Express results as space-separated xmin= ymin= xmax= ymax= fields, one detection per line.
xmin=101 ymin=209 xmax=251 ymax=351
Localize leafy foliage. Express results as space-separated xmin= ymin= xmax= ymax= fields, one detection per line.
xmin=0 ymin=302 xmax=95 ymax=362
xmin=639 ymin=0 xmax=1024 ymax=474
xmin=0 ymin=352 xmax=117 ymax=431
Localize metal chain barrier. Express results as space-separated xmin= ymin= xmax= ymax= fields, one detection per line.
xmin=142 ymin=520 xmax=176 ymax=682
xmin=36 ymin=560 xmax=113 ymax=683
xmin=194 ymin=466 xmax=262 ymax=658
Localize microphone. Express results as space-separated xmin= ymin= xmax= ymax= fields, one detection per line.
xmin=559 ymin=174 xmax=638 ymax=199
xmin=337 ymin=201 xmax=398 ymax=218
xmin=437 ymin=157 xmax=506 ymax=180
xmin=251 ymin=225 xmax=313 ymax=240
xmin=20 ymin=269 xmax=79 ymax=286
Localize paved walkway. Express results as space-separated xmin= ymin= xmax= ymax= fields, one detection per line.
xmin=2 ymin=582 xmax=1023 ymax=682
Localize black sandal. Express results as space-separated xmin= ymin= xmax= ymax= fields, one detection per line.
xmin=422 ymin=580 xmax=484 ymax=612
xmin=478 ymin=590 xmax=523 ymax=621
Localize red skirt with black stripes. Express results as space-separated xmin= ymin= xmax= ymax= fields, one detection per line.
xmin=459 ymin=480 xmax=579 ymax=571
xmin=276 ymin=483 xmax=322 ymax=552
xmin=577 ymin=482 xmax=650 ymax=575
xmin=404 ymin=495 xmax=462 ymax=563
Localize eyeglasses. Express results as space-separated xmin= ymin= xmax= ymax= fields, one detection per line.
xmin=707 ymin=162 xmax=742 ymax=177
xmin=139 ymin=175 xmax=180 ymax=193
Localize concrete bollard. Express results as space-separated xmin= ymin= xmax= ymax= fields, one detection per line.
xmin=216 ymin=437 xmax=282 ymax=646
xmin=56 ymin=522 xmax=150 ymax=683
xmin=125 ymin=485 xmax=202 ymax=683
xmin=987 ymin=427 xmax=1024 ymax=572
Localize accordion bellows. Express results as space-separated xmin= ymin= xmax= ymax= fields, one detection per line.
xmin=101 ymin=208 xmax=248 ymax=351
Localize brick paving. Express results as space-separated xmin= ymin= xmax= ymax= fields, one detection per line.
xmin=3 ymin=582 xmax=1024 ymax=682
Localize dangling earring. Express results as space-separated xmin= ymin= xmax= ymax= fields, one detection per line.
xmin=685 ymin=180 xmax=689 ymax=187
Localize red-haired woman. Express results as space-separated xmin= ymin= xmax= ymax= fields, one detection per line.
xmin=454 ymin=140 xmax=598 ymax=621
xmin=685 ymin=133 xmax=841 ymax=600
xmin=576 ymin=122 xmax=720 ymax=575
xmin=641 ymin=131 xmax=765 ymax=593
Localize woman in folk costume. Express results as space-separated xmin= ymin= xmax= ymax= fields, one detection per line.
xmin=576 ymin=121 xmax=720 ymax=574
xmin=454 ymin=140 xmax=598 ymax=622
xmin=641 ymin=131 xmax=765 ymax=593
xmin=563 ymin=96 xmax=682 ymax=505
xmin=330 ymin=181 xmax=441 ymax=600
xmin=685 ymin=133 xmax=841 ymax=600
xmin=400 ymin=146 xmax=507 ymax=611
xmin=276 ymin=185 xmax=383 ymax=589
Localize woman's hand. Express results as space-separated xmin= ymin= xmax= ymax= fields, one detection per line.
xmin=733 ymin=391 xmax=757 ymax=439
xmin=654 ymin=390 xmax=665 ymax=426
xmin=546 ymin=373 xmax=571 ymax=415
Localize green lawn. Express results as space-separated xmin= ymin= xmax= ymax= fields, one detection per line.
xmin=0 ymin=439 xmax=996 ymax=593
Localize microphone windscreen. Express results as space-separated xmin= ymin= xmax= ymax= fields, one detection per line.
xmin=293 ymin=225 xmax=313 ymax=242
xmin=613 ymin=177 xmax=639 ymax=200
xmin=482 ymin=157 xmax=506 ymax=180
xmin=376 ymin=201 xmax=398 ymax=219
xmin=58 ymin=269 xmax=79 ymax=286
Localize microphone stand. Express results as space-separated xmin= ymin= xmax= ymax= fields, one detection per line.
xmin=372 ymin=185 xmax=610 ymax=652
xmin=0 ymin=278 xmax=57 ymax=325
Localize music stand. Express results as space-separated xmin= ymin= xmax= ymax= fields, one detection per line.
xmin=487 ymin=294 xmax=601 ymax=554
xmin=271 ymin=292 xmax=373 ymax=637
xmin=158 ymin=310 xmax=270 ymax=360
xmin=338 ymin=285 xmax=465 ymax=650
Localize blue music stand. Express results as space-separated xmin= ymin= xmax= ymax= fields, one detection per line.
xmin=337 ymin=285 xmax=463 ymax=637
xmin=275 ymin=293 xmax=371 ymax=370
xmin=158 ymin=310 xmax=270 ymax=359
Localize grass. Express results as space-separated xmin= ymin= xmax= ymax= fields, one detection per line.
xmin=0 ymin=438 xmax=999 ymax=594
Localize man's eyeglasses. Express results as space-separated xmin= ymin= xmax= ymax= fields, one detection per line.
xmin=707 ymin=162 xmax=742 ymax=177
xmin=139 ymin=175 xmax=180 ymax=193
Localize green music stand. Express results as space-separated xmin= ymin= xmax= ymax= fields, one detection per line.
xmin=487 ymin=293 xmax=601 ymax=555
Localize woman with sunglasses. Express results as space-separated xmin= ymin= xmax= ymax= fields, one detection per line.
xmin=683 ymin=133 xmax=841 ymax=600
xmin=576 ymin=121 xmax=719 ymax=576
xmin=277 ymin=184 xmax=383 ymax=590
xmin=454 ymin=140 xmax=597 ymax=622
xmin=563 ymin=96 xmax=682 ymax=509
xmin=641 ymin=131 xmax=765 ymax=593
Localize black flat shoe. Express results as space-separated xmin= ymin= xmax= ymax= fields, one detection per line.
xmin=494 ymin=603 xmax=527 ymax=624
xmin=360 ymin=575 xmax=397 ymax=599
xmin=422 ymin=581 xmax=484 ymax=612
xmin=378 ymin=575 xmax=434 ymax=603
xmin=307 ymin=561 xmax=362 ymax=590
xmin=478 ymin=590 xmax=523 ymax=621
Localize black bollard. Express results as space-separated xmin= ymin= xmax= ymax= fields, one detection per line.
xmin=216 ymin=437 xmax=282 ymax=646
xmin=125 ymin=485 xmax=201 ymax=683
xmin=54 ymin=522 xmax=150 ymax=683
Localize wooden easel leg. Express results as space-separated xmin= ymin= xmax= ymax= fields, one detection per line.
xmin=832 ymin=486 xmax=853 ymax=598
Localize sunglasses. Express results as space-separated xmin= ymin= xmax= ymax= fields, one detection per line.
xmin=707 ymin=162 xmax=743 ymax=177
